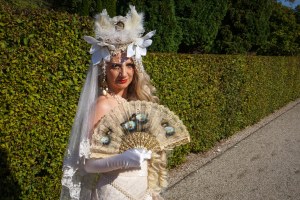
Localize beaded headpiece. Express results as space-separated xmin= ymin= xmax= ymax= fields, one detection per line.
xmin=84 ymin=5 xmax=155 ymax=72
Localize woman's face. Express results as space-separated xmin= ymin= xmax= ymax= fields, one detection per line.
xmin=106 ymin=54 xmax=135 ymax=94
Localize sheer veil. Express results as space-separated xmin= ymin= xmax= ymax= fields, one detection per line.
xmin=60 ymin=63 xmax=99 ymax=200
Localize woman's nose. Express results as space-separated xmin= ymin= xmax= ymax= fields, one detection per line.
xmin=119 ymin=66 xmax=127 ymax=77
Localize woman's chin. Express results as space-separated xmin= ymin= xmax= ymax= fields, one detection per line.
xmin=111 ymin=84 xmax=130 ymax=92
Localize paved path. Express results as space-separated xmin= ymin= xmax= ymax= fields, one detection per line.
xmin=162 ymin=99 xmax=300 ymax=200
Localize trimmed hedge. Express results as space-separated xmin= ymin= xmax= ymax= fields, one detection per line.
xmin=1 ymin=2 xmax=300 ymax=200
xmin=145 ymin=54 xmax=300 ymax=167
xmin=0 ymin=2 xmax=92 ymax=199
xmin=144 ymin=54 xmax=300 ymax=166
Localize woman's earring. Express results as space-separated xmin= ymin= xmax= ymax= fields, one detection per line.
xmin=103 ymin=87 xmax=108 ymax=96
xmin=102 ymin=80 xmax=108 ymax=96
xmin=101 ymin=64 xmax=109 ymax=96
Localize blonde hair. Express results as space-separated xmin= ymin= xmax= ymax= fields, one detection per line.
xmin=148 ymin=151 xmax=168 ymax=192
xmin=127 ymin=68 xmax=159 ymax=103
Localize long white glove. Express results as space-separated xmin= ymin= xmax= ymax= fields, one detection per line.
xmin=84 ymin=148 xmax=152 ymax=173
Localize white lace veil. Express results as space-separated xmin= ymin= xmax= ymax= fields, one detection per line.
xmin=60 ymin=61 xmax=99 ymax=199
xmin=60 ymin=6 xmax=156 ymax=200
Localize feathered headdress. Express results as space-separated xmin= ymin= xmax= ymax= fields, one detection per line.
xmin=83 ymin=6 xmax=156 ymax=67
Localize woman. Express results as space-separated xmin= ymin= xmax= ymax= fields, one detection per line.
xmin=60 ymin=6 xmax=164 ymax=200
xmin=85 ymin=53 xmax=161 ymax=200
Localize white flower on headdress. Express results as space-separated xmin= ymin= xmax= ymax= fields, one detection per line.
xmin=83 ymin=36 xmax=115 ymax=65
xmin=127 ymin=30 xmax=156 ymax=59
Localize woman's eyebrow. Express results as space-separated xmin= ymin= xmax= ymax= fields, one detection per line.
xmin=111 ymin=62 xmax=121 ymax=65
xmin=107 ymin=62 xmax=122 ymax=66
xmin=107 ymin=60 xmax=132 ymax=66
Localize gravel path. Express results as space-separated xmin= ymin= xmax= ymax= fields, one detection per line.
xmin=162 ymin=99 xmax=300 ymax=200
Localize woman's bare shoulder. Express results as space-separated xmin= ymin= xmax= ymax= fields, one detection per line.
xmin=93 ymin=95 xmax=118 ymax=126
xmin=96 ymin=96 xmax=113 ymax=110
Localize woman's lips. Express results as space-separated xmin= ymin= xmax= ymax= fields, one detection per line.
xmin=118 ymin=79 xmax=127 ymax=84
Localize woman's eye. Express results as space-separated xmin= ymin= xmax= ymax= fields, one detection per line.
xmin=111 ymin=64 xmax=121 ymax=69
xmin=127 ymin=63 xmax=135 ymax=68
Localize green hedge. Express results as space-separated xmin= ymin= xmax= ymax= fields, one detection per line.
xmin=1 ymin=2 xmax=300 ymax=200
xmin=144 ymin=54 xmax=300 ymax=166
xmin=0 ymin=2 xmax=93 ymax=199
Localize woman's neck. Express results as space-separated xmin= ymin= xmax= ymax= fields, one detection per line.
xmin=111 ymin=88 xmax=128 ymax=99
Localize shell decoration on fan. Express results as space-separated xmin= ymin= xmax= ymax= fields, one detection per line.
xmin=90 ymin=100 xmax=190 ymax=158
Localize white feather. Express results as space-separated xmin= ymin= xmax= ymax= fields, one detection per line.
xmin=94 ymin=6 xmax=145 ymax=44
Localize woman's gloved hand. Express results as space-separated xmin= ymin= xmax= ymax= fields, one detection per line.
xmin=84 ymin=148 xmax=152 ymax=173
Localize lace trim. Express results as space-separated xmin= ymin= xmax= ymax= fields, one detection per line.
xmin=61 ymin=166 xmax=81 ymax=199
xmin=79 ymin=138 xmax=90 ymax=158
xmin=61 ymin=138 xmax=90 ymax=200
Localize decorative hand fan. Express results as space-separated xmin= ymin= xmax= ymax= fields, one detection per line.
xmin=90 ymin=100 xmax=190 ymax=158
